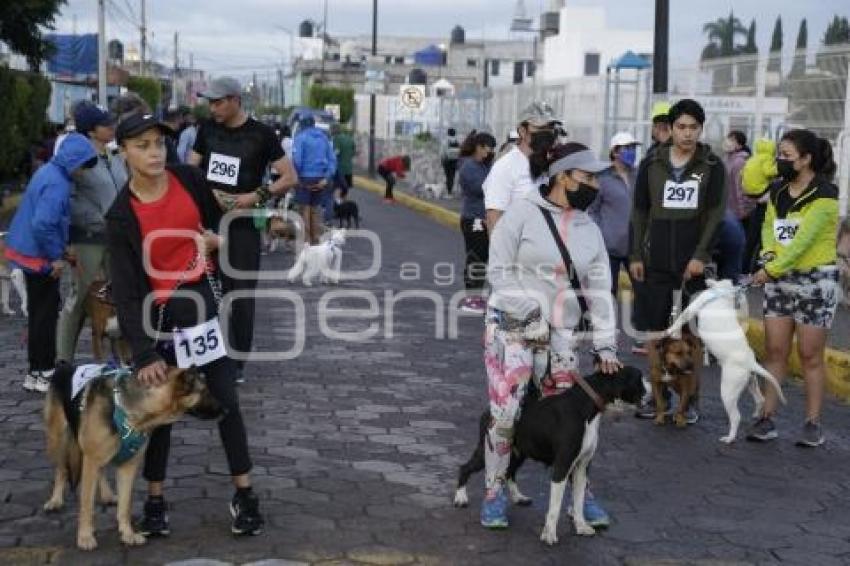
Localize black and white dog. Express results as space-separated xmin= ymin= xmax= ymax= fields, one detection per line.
xmin=453 ymin=366 xmax=644 ymax=544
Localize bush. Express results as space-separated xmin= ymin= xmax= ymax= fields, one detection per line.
xmin=0 ymin=66 xmax=51 ymax=182
xmin=308 ymin=84 xmax=355 ymax=124
xmin=127 ymin=76 xmax=162 ymax=112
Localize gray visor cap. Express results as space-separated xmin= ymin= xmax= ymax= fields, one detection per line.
xmin=547 ymin=150 xmax=611 ymax=177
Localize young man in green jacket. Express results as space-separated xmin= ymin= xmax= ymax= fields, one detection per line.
xmin=629 ymin=99 xmax=727 ymax=423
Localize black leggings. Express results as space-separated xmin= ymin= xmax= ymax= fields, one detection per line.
xmin=378 ymin=165 xmax=395 ymax=199
xmin=460 ymin=217 xmax=488 ymax=290
xmin=143 ymin=280 xmax=252 ymax=482
xmin=218 ymin=221 xmax=261 ymax=370
xmin=25 ymin=272 xmax=60 ymax=372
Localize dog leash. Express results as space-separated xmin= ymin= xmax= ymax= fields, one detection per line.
xmin=153 ymin=250 xmax=223 ymax=343
xmin=573 ymin=374 xmax=606 ymax=412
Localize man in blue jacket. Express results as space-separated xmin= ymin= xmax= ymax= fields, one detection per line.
xmin=292 ymin=114 xmax=337 ymax=245
xmin=5 ymin=133 xmax=97 ymax=392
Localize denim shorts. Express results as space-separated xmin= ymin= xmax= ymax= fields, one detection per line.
xmin=294 ymin=178 xmax=326 ymax=206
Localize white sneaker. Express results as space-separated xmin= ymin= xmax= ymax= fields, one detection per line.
xmin=34 ymin=370 xmax=52 ymax=393
xmin=22 ymin=372 xmax=38 ymax=392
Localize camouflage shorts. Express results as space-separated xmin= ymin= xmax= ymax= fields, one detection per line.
xmin=764 ymin=266 xmax=840 ymax=329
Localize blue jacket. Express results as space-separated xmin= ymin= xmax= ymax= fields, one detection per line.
xmin=292 ymin=127 xmax=337 ymax=180
xmin=6 ymin=133 xmax=96 ymax=273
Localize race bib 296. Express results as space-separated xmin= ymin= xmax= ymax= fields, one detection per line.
xmin=207 ymin=153 xmax=241 ymax=186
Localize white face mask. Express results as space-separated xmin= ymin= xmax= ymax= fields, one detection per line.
xmin=722 ymin=139 xmax=737 ymax=153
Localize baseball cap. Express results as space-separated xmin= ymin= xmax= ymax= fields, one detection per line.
xmin=116 ymin=113 xmax=174 ymax=144
xmin=548 ymin=149 xmax=611 ymax=177
xmin=73 ymin=101 xmax=115 ymax=136
xmin=518 ymin=101 xmax=562 ymax=128
xmin=198 ymin=77 xmax=242 ymax=100
xmin=651 ymin=101 xmax=671 ymax=124
xmin=609 ymin=131 xmax=640 ymax=149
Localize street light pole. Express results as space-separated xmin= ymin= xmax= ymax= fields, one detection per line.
xmin=368 ymin=0 xmax=377 ymax=177
xmin=652 ymin=0 xmax=669 ymax=95
xmin=97 ymin=0 xmax=107 ymax=105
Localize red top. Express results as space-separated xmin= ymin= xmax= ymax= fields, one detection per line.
xmin=130 ymin=172 xmax=203 ymax=304
xmin=379 ymin=155 xmax=407 ymax=177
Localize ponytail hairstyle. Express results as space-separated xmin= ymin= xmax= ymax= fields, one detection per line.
xmin=460 ymin=131 xmax=497 ymax=158
xmin=459 ymin=129 xmax=478 ymax=158
xmin=781 ymin=129 xmax=837 ymax=180
xmin=541 ymin=142 xmax=588 ymax=195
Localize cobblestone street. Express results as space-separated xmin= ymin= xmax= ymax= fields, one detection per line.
xmin=0 ymin=187 xmax=849 ymax=565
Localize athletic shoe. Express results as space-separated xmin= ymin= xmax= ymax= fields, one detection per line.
xmin=631 ymin=341 xmax=648 ymax=355
xmin=382 ymin=197 xmax=395 ymax=204
xmin=634 ymin=396 xmax=672 ymax=419
xmin=32 ymin=370 xmax=53 ymax=393
xmin=685 ymin=406 xmax=700 ymax=425
xmin=480 ymin=485 xmax=509 ymax=529
xmin=235 ymin=368 xmax=245 ymax=385
xmin=795 ymin=420 xmax=825 ymax=448
xmin=230 ymin=489 xmax=264 ymax=535
xmin=582 ymin=491 xmax=611 ymax=528
xmin=138 ymin=496 xmax=170 ymax=537
xmin=746 ymin=416 xmax=778 ymax=442
xmin=22 ymin=372 xmax=38 ymax=392
xmin=460 ymin=296 xmax=486 ymax=314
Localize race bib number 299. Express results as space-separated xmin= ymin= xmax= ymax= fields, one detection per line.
xmin=774 ymin=219 xmax=800 ymax=247
xmin=173 ymin=317 xmax=227 ymax=368
xmin=207 ymin=152 xmax=241 ymax=186
xmin=662 ymin=180 xmax=699 ymax=209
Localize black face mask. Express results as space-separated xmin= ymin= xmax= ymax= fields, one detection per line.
xmin=530 ymin=130 xmax=556 ymax=154
xmin=482 ymin=152 xmax=495 ymax=167
xmin=777 ymin=158 xmax=799 ymax=181
xmin=566 ymin=182 xmax=598 ymax=211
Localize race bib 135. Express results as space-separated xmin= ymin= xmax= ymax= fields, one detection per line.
xmin=173 ymin=317 xmax=227 ymax=368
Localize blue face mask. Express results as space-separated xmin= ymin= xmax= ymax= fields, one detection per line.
xmin=619 ymin=146 xmax=637 ymax=168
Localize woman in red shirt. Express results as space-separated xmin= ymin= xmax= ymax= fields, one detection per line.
xmin=377 ymin=154 xmax=411 ymax=201
xmin=106 ymin=113 xmax=263 ymax=537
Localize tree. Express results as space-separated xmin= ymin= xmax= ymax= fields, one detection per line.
xmin=823 ymin=15 xmax=850 ymax=46
xmin=0 ymin=0 xmax=66 ymax=70
xmin=701 ymin=11 xmax=747 ymax=93
xmin=738 ymin=19 xmax=759 ymax=88
xmin=767 ymin=16 xmax=783 ymax=76
xmin=791 ymin=18 xmax=808 ymax=76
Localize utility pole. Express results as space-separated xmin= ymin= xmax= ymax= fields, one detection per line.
xmin=172 ymin=32 xmax=179 ymax=108
xmin=140 ymin=0 xmax=147 ymax=76
xmin=278 ymin=67 xmax=285 ymax=108
xmin=652 ymin=0 xmax=669 ymax=95
xmin=97 ymin=0 xmax=107 ymax=105
xmin=368 ymin=0 xmax=377 ymax=177
xmin=320 ymin=0 xmax=329 ymax=82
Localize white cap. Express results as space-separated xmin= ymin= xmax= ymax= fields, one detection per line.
xmin=609 ymin=131 xmax=640 ymax=149
xmin=507 ymin=129 xmax=519 ymax=141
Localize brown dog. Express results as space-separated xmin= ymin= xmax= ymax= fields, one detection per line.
xmin=43 ymin=364 xmax=218 ymax=550
xmin=84 ymin=280 xmax=130 ymax=363
xmin=652 ymin=329 xmax=702 ymax=428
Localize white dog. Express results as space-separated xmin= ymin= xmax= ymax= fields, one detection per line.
xmin=0 ymin=233 xmax=27 ymax=316
xmin=665 ymin=279 xmax=786 ymax=443
xmin=415 ymin=183 xmax=445 ymax=200
xmin=287 ymin=229 xmax=346 ymax=286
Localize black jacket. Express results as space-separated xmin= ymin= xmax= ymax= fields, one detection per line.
xmin=105 ymin=165 xmax=222 ymax=368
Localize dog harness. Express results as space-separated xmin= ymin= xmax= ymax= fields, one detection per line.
xmin=111 ymin=369 xmax=147 ymax=465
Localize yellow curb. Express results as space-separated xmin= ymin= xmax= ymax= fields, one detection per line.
xmin=618 ymin=271 xmax=850 ymax=403
xmin=354 ymin=175 xmax=461 ymax=231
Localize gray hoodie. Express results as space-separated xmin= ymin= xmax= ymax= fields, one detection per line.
xmin=487 ymin=186 xmax=617 ymax=360
xmin=70 ymin=149 xmax=127 ymax=242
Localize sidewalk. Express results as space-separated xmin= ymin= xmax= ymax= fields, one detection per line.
xmin=0 ymin=186 xmax=848 ymax=564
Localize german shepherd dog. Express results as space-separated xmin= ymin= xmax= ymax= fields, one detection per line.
xmin=43 ymin=363 xmax=219 ymax=550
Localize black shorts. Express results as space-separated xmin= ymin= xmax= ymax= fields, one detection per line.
xmin=639 ymin=271 xmax=707 ymax=332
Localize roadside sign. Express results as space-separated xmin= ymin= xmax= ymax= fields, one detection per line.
xmin=400 ymin=85 xmax=426 ymax=112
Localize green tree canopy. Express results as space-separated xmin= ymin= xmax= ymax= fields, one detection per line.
xmin=701 ymin=11 xmax=747 ymax=60
xmin=126 ymin=77 xmax=162 ymax=111
xmin=0 ymin=0 xmax=66 ymax=70
xmin=308 ymin=84 xmax=355 ymax=124
xmin=770 ymin=16 xmax=783 ymax=52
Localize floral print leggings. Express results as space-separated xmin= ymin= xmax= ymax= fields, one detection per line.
xmin=483 ymin=308 xmax=580 ymax=490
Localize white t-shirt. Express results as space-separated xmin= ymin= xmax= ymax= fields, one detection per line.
xmin=483 ymin=145 xmax=543 ymax=212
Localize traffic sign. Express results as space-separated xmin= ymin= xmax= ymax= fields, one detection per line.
xmin=400 ymin=85 xmax=426 ymax=112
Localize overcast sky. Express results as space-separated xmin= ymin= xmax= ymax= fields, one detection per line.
xmin=54 ymin=0 xmax=849 ymax=81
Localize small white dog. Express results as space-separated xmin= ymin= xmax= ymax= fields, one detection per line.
xmin=0 ymin=233 xmax=27 ymax=316
xmin=287 ymin=229 xmax=346 ymax=286
xmin=665 ymin=279 xmax=786 ymax=443
xmin=415 ymin=183 xmax=445 ymax=200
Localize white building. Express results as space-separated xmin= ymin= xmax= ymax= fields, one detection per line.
xmin=541 ymin=5 xmax=653 ymax=82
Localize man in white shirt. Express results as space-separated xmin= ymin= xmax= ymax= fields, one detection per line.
xmin=483 ymin=101 xmax=561 ymax=231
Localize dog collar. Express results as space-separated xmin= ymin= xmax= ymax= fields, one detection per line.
xmin=111 ymin=369 xmax=147 ymax=465
xmin=573 ymin=375 xmax=606 ymax=411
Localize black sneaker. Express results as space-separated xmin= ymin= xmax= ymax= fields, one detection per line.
xmin=138 ymin=496 xmax=170 ymax=537
xmin=634 ymin=395 xmax=672 ymax=419
xmin=235 ymin=367 xmax=245 ymax=385
xmin=746 ymin=416 xmax=778 ymax=442
xmin=230 ymin=489 xmax=264 ymax=535
xmin=795 ymin=420 xmax=825 ymax=448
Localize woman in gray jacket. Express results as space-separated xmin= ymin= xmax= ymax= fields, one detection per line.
xmin=480 ymin=143 xmax=622 ymax=529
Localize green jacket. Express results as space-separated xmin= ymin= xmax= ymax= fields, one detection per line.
xmin=761 ymin=177 xmax=838 ymax=278
xmin=333 ymin=132 xmax=356 ymax=176
xmin=630 ymin=143 xmax=727 ymax=272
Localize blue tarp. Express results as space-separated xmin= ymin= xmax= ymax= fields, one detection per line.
xmin=46 ymin=34 xmax=98 ymax=76
xmin=612 ymin=50 xmax=651 ymax=70
xmin=413 ymin=45 xmax=444 ymax=66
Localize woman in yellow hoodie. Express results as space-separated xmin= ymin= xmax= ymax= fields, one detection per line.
xmin=748 ymin=129 xmax=839 ymax=447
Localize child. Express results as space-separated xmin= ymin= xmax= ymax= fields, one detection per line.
xmin=377 ymin=155 xmax=411 ymax=202
xmin=5 ymin=133 xmax=97 ymax=392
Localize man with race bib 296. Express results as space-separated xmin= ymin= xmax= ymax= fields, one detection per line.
xmin=189 ymin=77 xmax=298 ymax=382
xmin=629 ymin=99 xmax=727 ymax=423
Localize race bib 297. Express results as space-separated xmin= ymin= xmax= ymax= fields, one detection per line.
xmin=662 ymin=179 xmax=699 ymax=209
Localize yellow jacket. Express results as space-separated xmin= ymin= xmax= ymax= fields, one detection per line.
xmin=761 ymin=177 xmax=839 ymax=278
xmin=742 ymin=139 xmax=778 ymax=197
